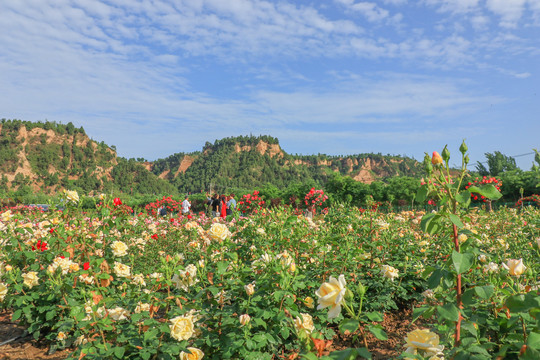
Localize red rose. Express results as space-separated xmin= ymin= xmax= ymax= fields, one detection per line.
xmin=83 ymin=262 xmax=90 ymax=270
xmin=113 ymin=198 xmax=122 ymax=206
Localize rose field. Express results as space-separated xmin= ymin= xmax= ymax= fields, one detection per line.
xmin=0 ymin=149 xmax=539 ymax=360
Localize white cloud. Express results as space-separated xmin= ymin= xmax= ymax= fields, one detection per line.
xmin=423 ymin=0 xmax=480 ymax=13
xmin=486 ymin=0 xmax=527 ymax=27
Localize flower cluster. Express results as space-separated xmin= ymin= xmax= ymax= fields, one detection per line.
xmin=145 ymin=196 xmax=181 ymax=216
xmin=237 ymin=191 xmax=265 ymax=214
xmin=304 ymin=188 xmax=328 ymax=208
xmin=514 ymin=194 xmax=540 ymax=208
xmin=32 ymin=239 xmax=48 ymax=252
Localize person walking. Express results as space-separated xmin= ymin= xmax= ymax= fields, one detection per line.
xmin=181 ymin=195 xmax=191 ymax=215
xmin=227 ymin=193 xmax=236 ymax=215
xmin=219 ymin=195 xmax=228 ymax=218
xmin=209 ymin=194 xmax=220 ymax=218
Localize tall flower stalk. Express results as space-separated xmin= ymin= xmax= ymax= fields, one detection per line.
xmin=417 ymin=141 xmax=502 ymax=346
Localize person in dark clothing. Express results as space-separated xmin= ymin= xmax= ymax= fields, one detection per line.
xmin=208 ymin=194 xmax=220 ymax=218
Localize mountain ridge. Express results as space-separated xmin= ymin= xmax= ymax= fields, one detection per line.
xmin=0 ymin=119 xmax=424 ymax=195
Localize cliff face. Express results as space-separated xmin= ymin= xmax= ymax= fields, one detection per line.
xmin=0 ymin=123 xmax=117 ymax=192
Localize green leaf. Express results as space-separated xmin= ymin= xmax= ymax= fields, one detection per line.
xmin=437 ymin=303 xmax=460 ymax=321
xmin=416 ymin=185 xmax=428 ymax=203
xmin=328 ymin=348 xmax=372 ymax=360
xmin=46 ymin=310 xmax=56 ymax=321
xmin=427 ymin=269 xmax=444 ymax=289
xmin=452 ymin=250 xmax=473 ymax=274
xmin=506 ymin=293 xmax=540 ymax=313
xmin=467 ymin=185 xmax=502 ymax=200
xmin=455 ymin=191 xmax=471 ymax=207
xmin=216 ymin=261 xmax=228 ymax=274
xmin=449 ymin=214 xmax=464 ymax=228
xmin=339 ymin=319 xmax=359 ymax=334
xmin=460 ymin=322 xmax=478 ymax=337
xmin=526 ymin=331 xmax=540 ymax=350
xmin=12 ymin=309 xmax=22 ymax=321
xmin=114 ymin=347 xmax=125 ymax=359
xmin=474 ymin=285 xmax=494 ymax=300
xmin=420 ymin=213 xmax=443 ymax=235
xmin=365 ymin=312 xmax=383 ymax=322
xmin=367 ymin=325 xmax=387 ymax=340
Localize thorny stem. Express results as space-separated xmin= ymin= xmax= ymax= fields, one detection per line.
xmin=453 ymin=223 xmax=462 ymax=347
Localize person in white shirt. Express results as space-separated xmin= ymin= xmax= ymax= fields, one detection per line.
xmin=181 ymin=195 xmax=191 ymax=215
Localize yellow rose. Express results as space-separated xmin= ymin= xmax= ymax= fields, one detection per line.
xmin=405 ymin=329 xmax=444 ymax=357
xmin=304 ymin=296 xmax=315 ymax=309
xmin=1 ymin=210 xmax=13 ymax=222
xmin=57 ymin=331 xmax=67 ymax=341
xmin=294 ymin=313 xmax=314 ymax=334
xmin=113 ymin=262 xmax=131 ymax=278
xmin=111 ymin=241 xmax=128 ymax=257
xmin=503 ymin=258 xmax=527 ymax=276
xmin=381 ymin=264 xmax=399 ymax=281
xmin=0 ymin=282 xmax=8 ymax=301
xmin=64 ymin=190 xmax=80 ymax=203
xmin=169 ymin=315 xmax=194 ymax=341
xmin=239 ymin=314 xmax=251 ymax=326
xmin=207 ymin=223 xmax=230 ymax=241
xmin=23 ymin=271 xmax=39 ymax=288
xmin=108 ymin=307 xmax=130 ymax=321
xmin=244 ymin=283 xmax=255 ymax=296
xmin=180 ymin=347 xmax=204 ymax=360
xmin=315 ymin=274 xmax=346 ymax=319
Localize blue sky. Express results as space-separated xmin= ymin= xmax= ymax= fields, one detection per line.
xmin=1 ymin=0 xmax=539 ymax=170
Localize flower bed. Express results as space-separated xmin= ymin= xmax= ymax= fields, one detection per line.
xmin=0 ymin=195 xmax=539 ymax=359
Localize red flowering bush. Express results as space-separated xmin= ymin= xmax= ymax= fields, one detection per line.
xmin=465 ymin=177 xmax=501 ymax=202
xmin=145 ymin=196 xmax=180 ymax=216
xmin=515 ymin=194 xmax=540 ymax=208
xmin=304 ymin=188 xmax=328 ymax=208
xmin=237 ymin=190 xmax=265 ymax=214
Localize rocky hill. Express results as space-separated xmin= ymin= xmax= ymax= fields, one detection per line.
xmin=0 ymin=119 xmax=424 ymax=195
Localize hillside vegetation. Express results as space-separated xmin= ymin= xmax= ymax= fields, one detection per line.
xmin=1 ymin=119 xmax=422 ymax=196
xmin=1 ymin=119 xmax=537 ymax=208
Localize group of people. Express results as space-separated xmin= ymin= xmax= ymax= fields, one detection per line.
xmin=207 ymin=193 xmax=236 ymax=218
xmin=157 ymin=193 xmax=236 ymax=218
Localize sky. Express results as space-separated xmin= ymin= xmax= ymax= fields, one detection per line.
xmin=1 ymin=0 xmax=539 ymax=170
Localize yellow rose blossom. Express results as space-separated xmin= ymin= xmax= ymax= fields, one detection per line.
xmin=315 ymin=274 xmax=347 ymax=319
xmin=113 ymin=262 xmax=131 ymax=278
xmin=294 ymin=313 xmax=315 ymax=334
xmin=503 ymin=258 xmax=527 ymax=276
xmin=0 ymin=282 xmax=8 ymax=301
xmin=180 ymin=347 xmax=204 ymax=360
xmin=57 ymin=331 xmax=67 ymax=341
xmin=381 ymin=264 xmax=399 ymax=281
xmin=23 ymin=271 xmax=39 ymax=288
xmin=64 ymin=189 xmax=80 ymax=203
xmin=207 ymin=223 xmax=230 ymax=241
xmin=169 ymin=315 xmax=194 ymax=341
xmin=244 ymin=283 xmax=255 ymax=296
xmin=1 ymin=210 xmax=13 ymax=222
xmin=239 ymin=314 xmax=251 ymax=326
xmin=304 ymin=296 xmax=315 ymax=309
xmin=111 ymin=241 xmax=128 ymax=257
xmin=405 ymin=329 xmax=444 ymax=358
